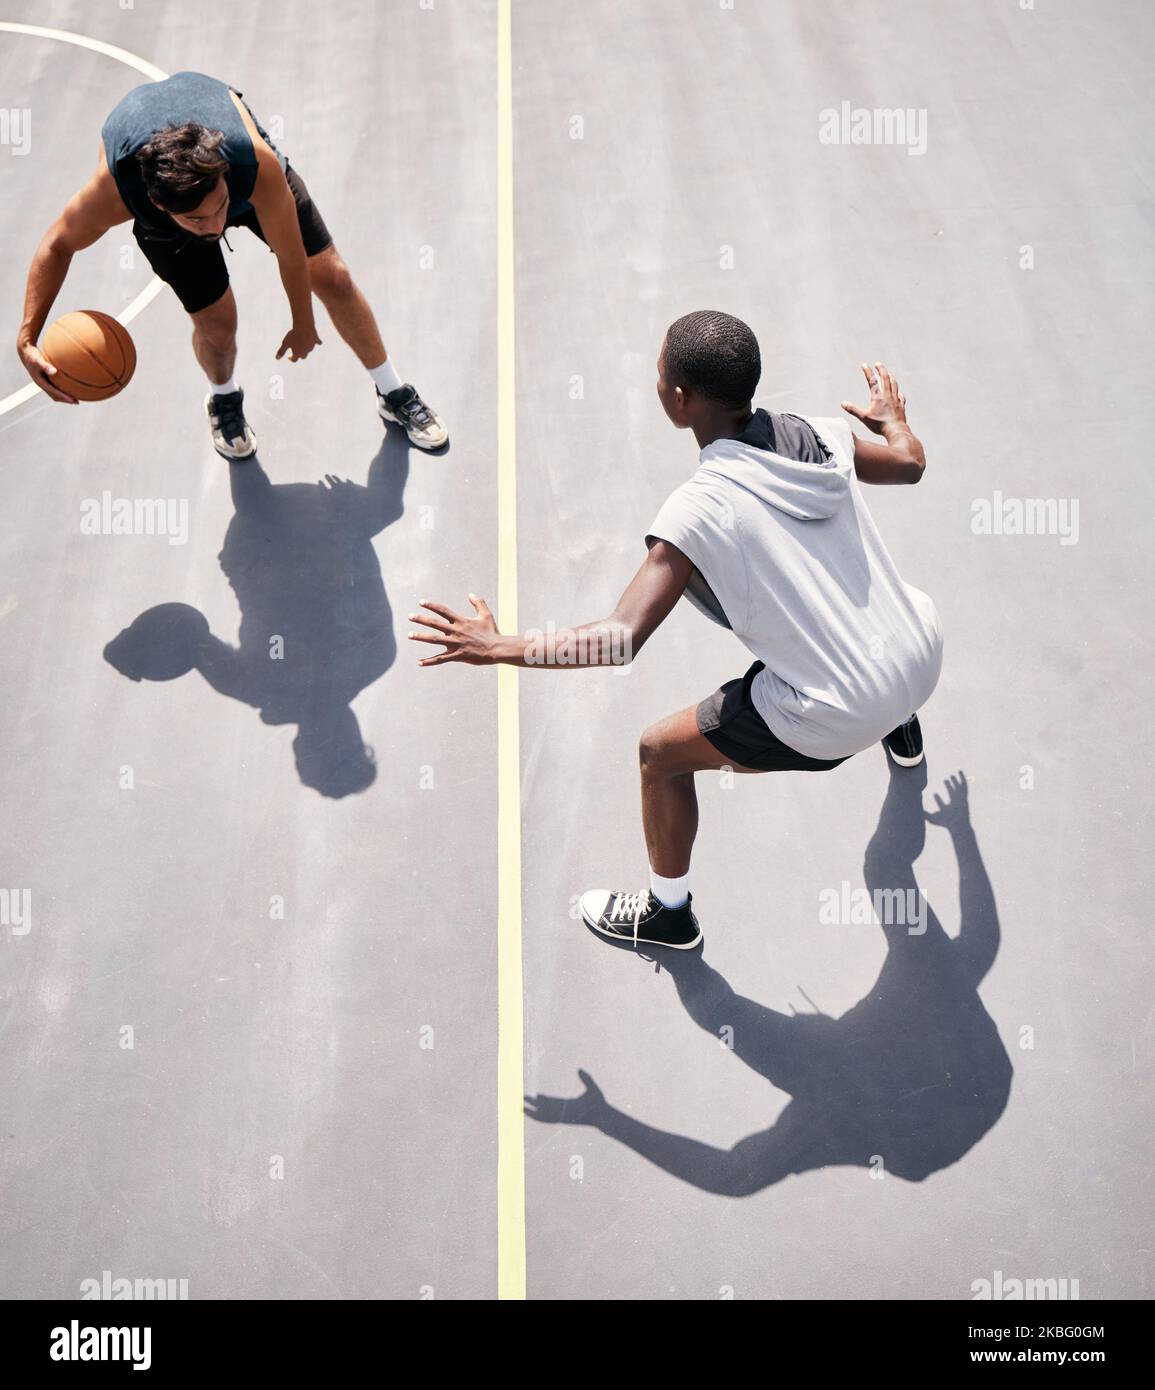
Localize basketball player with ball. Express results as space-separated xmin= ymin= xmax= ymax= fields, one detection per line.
xmin=16 ymin=70 xmax=447 ymax=457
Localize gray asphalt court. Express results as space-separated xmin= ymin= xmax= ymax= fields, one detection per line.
xmin=1 ymin=0 xmax=1152 ymax=1302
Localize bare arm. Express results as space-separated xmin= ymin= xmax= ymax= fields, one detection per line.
xmin=842 ymin=361 xmax=926 ymax=484
xmin=408 ymin=539 xmax=694 ymax=668
xmin=246 ymin=139 xmax=319 ymax=362
xmin=16 ymin=149 xmax=130 ymax=403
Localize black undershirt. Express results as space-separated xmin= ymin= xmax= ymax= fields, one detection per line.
xmin=733 ymin=408 xmax=833 ymax=466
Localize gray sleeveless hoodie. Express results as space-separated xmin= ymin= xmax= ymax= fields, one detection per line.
xmin=647 ymin=413 xmax=943 ymax=759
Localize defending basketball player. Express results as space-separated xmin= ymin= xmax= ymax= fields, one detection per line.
xmin=15 ymin=70 xmax=447 ymax=457
xmin=409 ymin=311 xmax=943 ymax=950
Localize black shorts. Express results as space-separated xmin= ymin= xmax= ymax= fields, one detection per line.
xmin=133 ymin=163 xmax=333 ymax=315
xmin=696 ymin=661 xmax=851 ymax=773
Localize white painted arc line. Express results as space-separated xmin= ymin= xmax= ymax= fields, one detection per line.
xmin=0 ymin=21 xmax=168 ymax=418
xmin=0 ymin=21 xmax=167 ymax=80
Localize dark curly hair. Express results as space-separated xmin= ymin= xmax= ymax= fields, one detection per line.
xmin=137 ymin=123 xmax=228 ymax=213
xmin=664 ymin=310 xmax=761 ymax=407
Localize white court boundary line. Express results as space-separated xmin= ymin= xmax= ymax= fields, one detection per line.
xmin=0 ymin=21 xmax=168 ymax=418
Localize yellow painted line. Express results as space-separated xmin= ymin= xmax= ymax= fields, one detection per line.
xmin=496 ymin=0 xmax=526 ymax=1301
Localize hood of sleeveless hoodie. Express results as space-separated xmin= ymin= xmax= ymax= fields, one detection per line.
xmin=697 ymin=433 xmax=852 ymax=521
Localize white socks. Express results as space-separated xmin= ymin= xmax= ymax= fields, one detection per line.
xmin=650 ymin=869 xmax=690 ymax=910
xmin=369 ymin=358 xmax=402 ymax=396
xmin=212 ymin=364 xmax=404 ymax=398
xmin=212 ymin=365 xmax=406 ymax=398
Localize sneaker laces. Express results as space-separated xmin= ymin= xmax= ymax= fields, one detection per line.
xmin=213 ymin=392 xmax=247 ymax=444
xmin=403 ymin=392 xmax=435 ymax=429
xmin=608 ymin=890 xmax=651 ymax=946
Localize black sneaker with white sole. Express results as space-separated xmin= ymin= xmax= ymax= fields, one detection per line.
xmin=376 ymin=384 xmax=448 ymax=451
xmin=205 ymin=389 xmax=257 ymax=460
xmin=883 ymin=713 xmax=924 ymax=767
xmin=580 ymin=888 xmax=702 ymax=950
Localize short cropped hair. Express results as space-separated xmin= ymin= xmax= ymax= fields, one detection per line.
xmin=137 ymin=123 xmax=228 ymax=213
xmin=664 ymin=310 xmax=761 ymax=407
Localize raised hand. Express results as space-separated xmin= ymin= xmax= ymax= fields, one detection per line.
xmin=842 ymin=361 xmax=907 ymax=435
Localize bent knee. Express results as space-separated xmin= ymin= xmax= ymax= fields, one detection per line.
xmin=638 ymin=724 xmax=668 ymax=771
xmin=309 ymin=249 xmax=354 ymax=299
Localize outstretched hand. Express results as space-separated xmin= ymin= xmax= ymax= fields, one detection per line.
xmin=524 ymin=1069 xmax=607 ymax=1126
xmin=842 ymin=361 xmax=907 ymax=434
xmin=408 ymin=595 xmax=502 ymax=666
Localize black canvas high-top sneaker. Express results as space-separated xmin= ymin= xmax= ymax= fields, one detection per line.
xmin=579 ymin=889 xmax=702 ymax=950
xmin=883 ymin=714 xmax=924 ymax=767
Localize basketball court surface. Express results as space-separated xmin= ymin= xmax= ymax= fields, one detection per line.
xmin=0 ymin=1 xmax=1151 ymax=1301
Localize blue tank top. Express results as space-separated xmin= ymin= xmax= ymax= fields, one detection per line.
xmin=101 ymin=71 xmax=286 ymax=239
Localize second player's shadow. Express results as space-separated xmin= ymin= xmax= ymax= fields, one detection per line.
xmin=103 ymin=429 xmax=410 ymax=798
xmin=526 ymin=765 xmax=1014 ymax=1193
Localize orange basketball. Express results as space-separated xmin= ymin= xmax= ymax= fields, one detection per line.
xmin=41 ymin=310 xmax=136 ymax=402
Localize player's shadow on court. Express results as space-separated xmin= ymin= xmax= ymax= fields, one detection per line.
xmin=526 ymin=765 xmax=1013 ymax=1194
xmin=103 ymin=428 xmax=411 ymax=799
